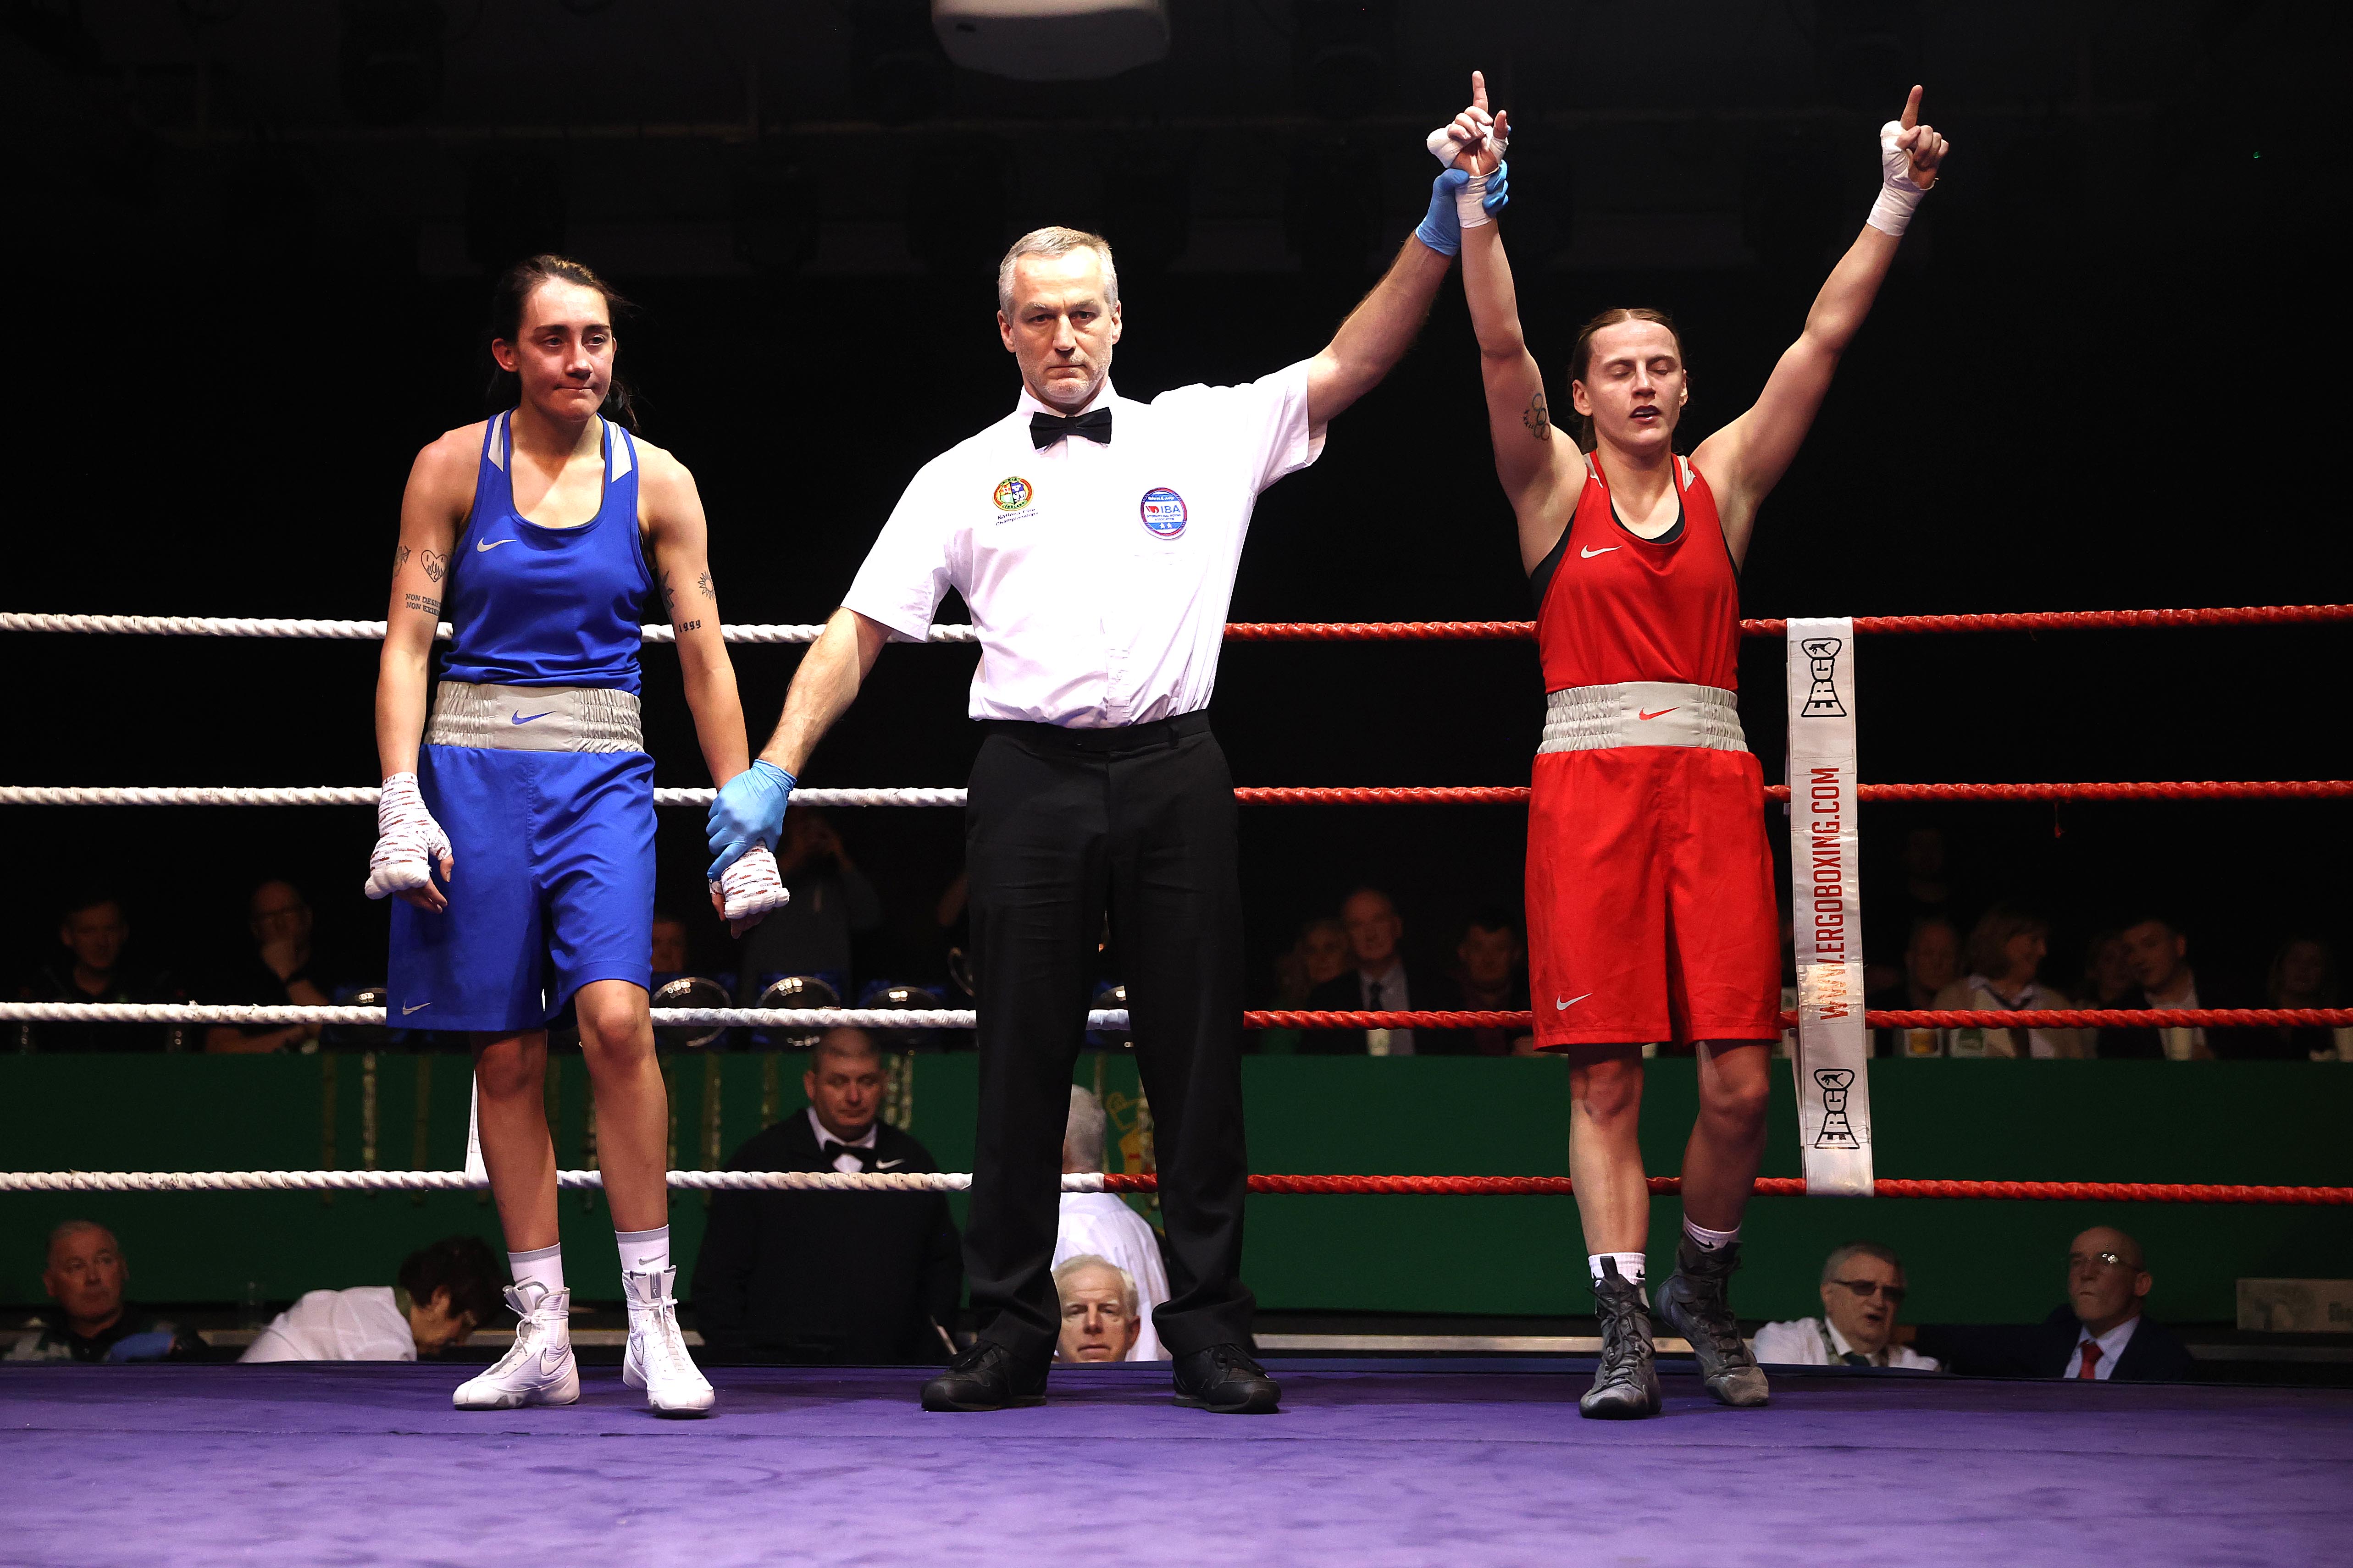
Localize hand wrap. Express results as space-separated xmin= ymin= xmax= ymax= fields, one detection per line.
xmin=1866 ymin=120 xmax=1933 ymax=237
xmin=364 ymin=772 xmax=451 ymax=900
xmin=713 ymin=844 xmax=791 ymax=925
xmin=705 ymin=759 xmax=795 ymax=879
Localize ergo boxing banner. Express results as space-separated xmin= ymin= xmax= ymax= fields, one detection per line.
xmin=1786 ymin=617 xmax=1873 ymax=1196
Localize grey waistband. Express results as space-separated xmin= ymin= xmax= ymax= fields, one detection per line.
xmin=1539 ymin=681 xmax=1748 ymax=755
xmin=424 ymin=682 xmax=644 ymax=754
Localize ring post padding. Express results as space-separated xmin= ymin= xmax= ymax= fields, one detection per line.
xmin=1787 ymin=617 xmax=1873 ymax=1195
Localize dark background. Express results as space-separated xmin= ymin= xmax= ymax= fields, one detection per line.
xmin=5 ymin=0 xmax=2345 ymax=1012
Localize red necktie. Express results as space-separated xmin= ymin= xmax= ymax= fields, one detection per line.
xmin=2076 ymin=1340 xmax=2103 ymax=1380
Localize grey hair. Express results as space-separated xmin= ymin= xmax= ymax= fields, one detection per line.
xmin=47 ymin=1220 xmax=116 ymax=1258
xmin=1052 ymin=1252 xmax=1138 ymax=1317
xmin=997 ymin=226 xmax=1119 ymax=319
xmin=1063 ymin=1085 xmax=1108 ymax=1173
xmin=1821 ymin=1241 xmax=1904 ymax=1286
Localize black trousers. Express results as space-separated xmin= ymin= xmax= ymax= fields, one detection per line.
xmin=963 ymin=711 xmax=1254 ymax=1361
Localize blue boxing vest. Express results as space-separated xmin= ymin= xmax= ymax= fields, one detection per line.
xmin=440 ymin=410 xmax=654 ymax=695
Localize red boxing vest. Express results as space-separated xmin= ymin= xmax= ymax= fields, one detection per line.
xmin=1534 ymin=449 xmax=1742 ymax=694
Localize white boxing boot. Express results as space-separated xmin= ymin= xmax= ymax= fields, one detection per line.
xmin=454 ymin=1281 xmax=580 ymax=1410
xmin=623 ymin=1266 xmax=714 ymax=1417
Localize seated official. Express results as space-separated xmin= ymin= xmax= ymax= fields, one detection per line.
xmin=1052 ymin=1086 xmax=1170 ymax=1360
xmin=692 ymin=1028 xmax=961 ymax=1363
xmin=1054 ymin=1255 xmax=1143 ymax=1364
xmin=1911 ymin=1226 xmax=2197 ymax=1381
xmin=6 ymin=1222 xmax=198 ymax=1363
xmin=203 ymin=881 xmax=344 ymax=1055
xmin=1304 ymin=888 xmax=1454 ymax=1055
xmin=1753 ymin=1242 xmax=1940 ymax=1370
xmin=241 ymin=1236 xmax=503 ymax=1363
xmin=16 ymin=891 xmax=187 ymax=1051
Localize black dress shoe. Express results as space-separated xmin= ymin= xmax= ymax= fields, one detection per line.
xmin=920 ymin=1341 xmax=1048 ymax=1412
xmin=1172 ymin=1343 xmax=1281 ymax=1414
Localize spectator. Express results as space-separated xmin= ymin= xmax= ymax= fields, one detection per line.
xmin=204 ymin=881 xmax=339 ymax=1055
xmin=2097 ymin=913 xmax=2214 ymax=1060
xmin=1910 ymin=1226 xmax=2196 ymax=1381
xmin=1303 ymin=888 xmax=1431 ymax=1055
xmin=1752 ymin=1242 xmax=1940 ymax=1369
xmin=1932 ymin=906 xmax=2088 ymax=1058
xmin=1053 ymin=1254 xmax=1143 ymax=1364
xmin=15 ymin=891 xmax=184 ymax=1051
xmin=1871 ymin=915 xmax=1962 ymax=1056
xmin=736 ymin=811 xmax=884 ymax=1006
xmin=2077 ymin=928 xmax=2135 ymax=1007
xmin=6 ymin=1222 xmax=196 ymax=1363
xmin=1052 ymin=1086 xmax=1169 ymax=1359
xmin=241 ymin=1236 xmax=504 ymax=1363
xmin=651 ymin=911 xmax=692 ymax=980
xmin=1448 ymin=910 xmax=1534 ymax=1056
xmin=692 ymin=1027 xmax=961 ymax=1363
xmin=1259 ymin=916 xmax=1352 ymax=1054
xmin=2231 ymin=935 xmax=2340 ymax=1061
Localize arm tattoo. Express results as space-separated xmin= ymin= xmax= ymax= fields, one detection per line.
xmin=696 ymin=570 xmax=714 ymax=601
xmin=420 ymin=548 xmax=446 ymax=584
xmin=404 ymin=593 xmax=440 ymax=617
xmin=660 ymin=572 xmax=678 ymax=616
xmin=1523 ymin=393 xmax=1551 ymax=441
xmin=391 ymin=542 xmax=410 ymax=580
xmin=679 ymin=619 xmax=703 ymax=633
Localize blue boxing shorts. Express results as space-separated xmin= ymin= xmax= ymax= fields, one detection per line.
xmin=388 ymin=745 xmax=656 ymax=1033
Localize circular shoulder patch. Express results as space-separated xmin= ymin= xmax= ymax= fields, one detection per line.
xmin=994 ymin=476 xmax=1033 ymax=511
xmin=1139 ymin=487 xmax=1188 ymax=538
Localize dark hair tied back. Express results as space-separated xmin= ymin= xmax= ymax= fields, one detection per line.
xmin=1564 ymin=307 xmax=1684 ymax=453
xmin=484 ymin=254 xmax=640 ymax=431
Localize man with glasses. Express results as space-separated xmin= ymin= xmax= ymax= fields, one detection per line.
xmin=1912 ymin=1226 xmax=2196 ymax=1381
xmin=1754 ymin=1242 xmax=1940 ymax=1369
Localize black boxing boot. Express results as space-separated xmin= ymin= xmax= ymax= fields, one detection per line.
xmin=1580 ymin=1256 xmax=1662 ymax=1419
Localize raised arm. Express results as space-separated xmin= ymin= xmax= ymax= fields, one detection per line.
xmin=1302 ymin=237 xmax=1453 ymax=428
xmin=1693 ymin=87 xmax=1948 ymax=564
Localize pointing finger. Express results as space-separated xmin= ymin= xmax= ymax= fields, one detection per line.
xmin=1472 ymin=68 xmax=1488 ymax=115
xmin=1899 ymin=84 xmax=1922 ymax=130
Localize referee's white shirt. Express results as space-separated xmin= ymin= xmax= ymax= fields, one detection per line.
xmin=842 ymin=366 xmax=1327 ymax=727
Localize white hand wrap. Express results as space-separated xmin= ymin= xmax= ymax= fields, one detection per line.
xmin=1426 ymin=123 xmax=1507 ymax=232
xmin=364 ymin=772 xmax=451 ymax=900
xmin=712 ymin=845 xmax=790 ymax=924
xmin=1866 ymin=120 xmax=1931 ymax=237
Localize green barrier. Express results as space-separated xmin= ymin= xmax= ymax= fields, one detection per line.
xmin=3 ymin=1056 xmax=2347 ymax=1325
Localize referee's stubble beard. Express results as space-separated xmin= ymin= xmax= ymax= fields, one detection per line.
xmin=997 ymin=248 xmax=1124 ymax=414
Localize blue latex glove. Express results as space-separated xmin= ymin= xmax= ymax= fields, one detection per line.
xmin=1483 ymin=158 xmax=1510 ymax=216
xmin=1413 ymin=168 xmax=1473 ymax=256
xmin=706 ymin=759 xmax=795 ymax=879
xmin=105 ymin=1331 xmax=177 ymax=1363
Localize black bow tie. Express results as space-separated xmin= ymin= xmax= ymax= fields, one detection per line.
xmin=1030 ymin=408 xmax=1113 ymax=449
xmin=820 ymin=1140 xmax=872 ymax=1170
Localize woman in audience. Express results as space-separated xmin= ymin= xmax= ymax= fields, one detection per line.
xmin=1933 ymin=905 xmax=2088 ymax=1058
xmin=2243 ymin=936 xmax=2341 ymax=1060
xmin=1259 ymin=916 xmax=1352 ymax=1053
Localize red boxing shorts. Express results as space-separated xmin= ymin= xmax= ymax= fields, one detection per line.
xmin=1526 ymin=745 xmax=1782 ymax=1050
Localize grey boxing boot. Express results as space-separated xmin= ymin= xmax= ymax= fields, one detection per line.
xmin=1579 ymin=1257 xmax=1662 ymax=1419
xmin=1655 ymin=1237 xmax=1771 ymax=1408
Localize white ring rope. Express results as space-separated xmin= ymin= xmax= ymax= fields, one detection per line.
xmin=0 ymin=613 xmax=977 ymax=646
xmin=0 ymin=1002 xmax=1129 ymax=1030
xmin=0 ymin=785 xmax=965 ymax=808
xmin=0 ymin=1169 xmax=1124 ymax=1194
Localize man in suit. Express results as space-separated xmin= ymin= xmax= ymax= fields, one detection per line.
xmin=1303 ymin=888 xmax=1457 ymax=1055
xmin=692 ymin=1028 xmax=961 ymax=1363
xmin=1910 ymin=1226 xmax=2197 ymax=1381
xmin=2096 ymin=913 xmax=2216 ymax=1060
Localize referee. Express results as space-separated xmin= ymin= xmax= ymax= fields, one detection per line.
xmin=710 ymin=192 xmax=1474 ymax=1411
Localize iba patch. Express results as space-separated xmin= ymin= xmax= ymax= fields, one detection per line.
xmin=1139 ymin=487 xmax=1187 ymax=538
xmin=994 ymin=476 xmax=1034 ymax=512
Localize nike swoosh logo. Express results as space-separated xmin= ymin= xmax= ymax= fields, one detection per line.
xmin=1580 ymin=545 xmax=1619 ymax=558
xmin=875 ymin=1159 xmax=905 ymax=1170
xmin=401 ymin=1001 xmax=431 ymax=1015
xmin=1637 ymin=707 xmax=1679 ymax=721
xmin=476 ymin=538 xmax=515 ymax=552
xmin=511 ymin=710 xmax=554 ymax=725
xmin=1555 ymin=993 xmax=1592 ymax=1010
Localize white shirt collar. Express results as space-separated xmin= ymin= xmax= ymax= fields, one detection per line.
xmin=806 ymin=1107 xmax=877 ymax=1150
xmin=1820 ymin=1317 xmax=1890 ymax=1367
xmin=1015 ymin=377 xmax=1118 ymax=420
xmin=2075 ymin=1313 xmax=2141 ymax=1374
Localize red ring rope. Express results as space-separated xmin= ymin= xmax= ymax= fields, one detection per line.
xmin=1220 ymin=604 xmax=2353 ymax=641
xmin=1241 ymin=1007 xmax=2353 ymax=1030
xmin=1093 ymin=1173 xmax=2352 ymax=1204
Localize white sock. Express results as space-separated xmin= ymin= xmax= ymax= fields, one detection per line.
xmin=1589 ymin=1252 xmax=1648 ymax=1294
xmin=616 ymin=1225 xmax=671 ymax=1280
xmin=508 ymin=1243 xmax=565 ymax=1299
xmin=1683 ymin=1217 xmax=1741 ymax=1252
